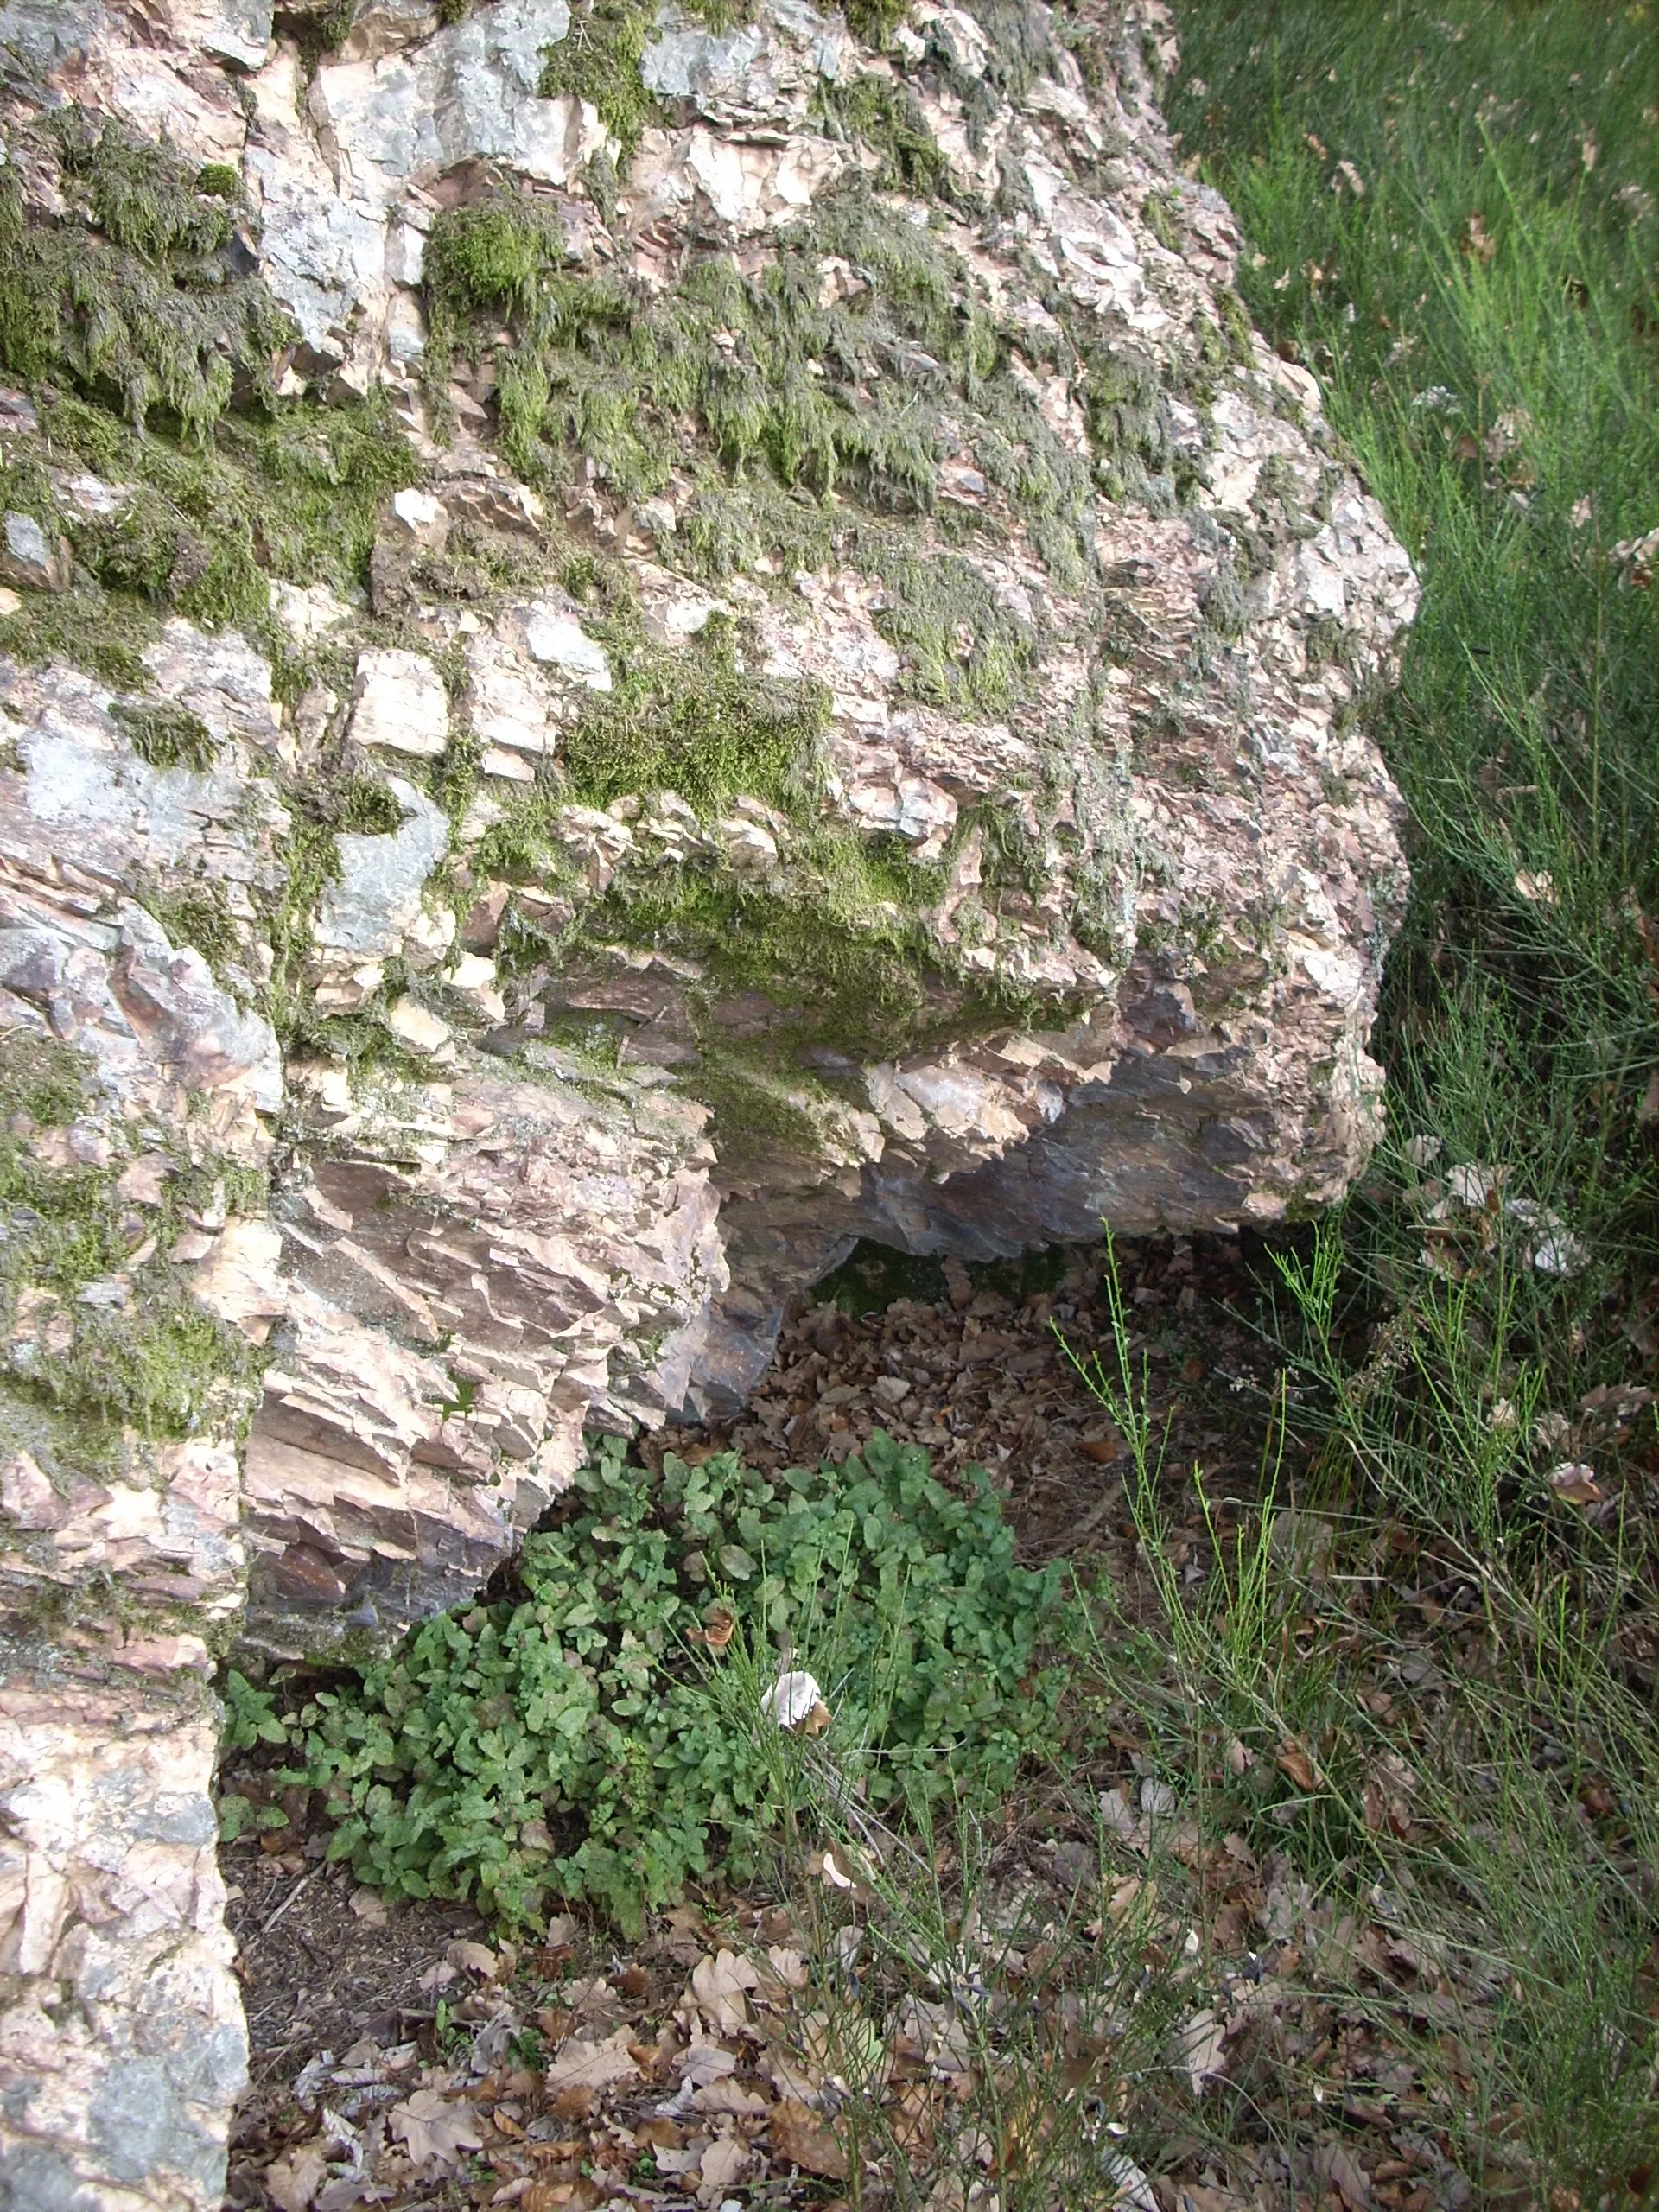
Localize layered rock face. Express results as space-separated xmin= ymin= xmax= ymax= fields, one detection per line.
xmin=0 ymin=0 xmax=1414 ymax=2198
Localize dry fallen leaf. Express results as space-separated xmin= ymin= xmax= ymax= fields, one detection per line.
xmin=1363 ymin=1778 xmax=1413 ymax=1838
xmin=1275 ymin=1738 xmax=1321 ymax=1791
xmin=1107 ymin=1872 xmax=1148 ymax=1928
xmin=445 ymin=1937 xmax=499 ymax=1980
xmin=264 ymin=2140 xmax=329 ymax=2212
xmin=1314 ymin=2139 xmax=1375 ymax=2210
xmin=698 ymin=2135 xmax=750 ymax=2191
xmin=1548 ymin=1461 xmax=1604 ymax=1505
xmin=1174 ymin=2007 xmax=1227 ymax=2097
xmin=1104 ymin=2152 xmax=1160 ymax=2212
xmin=677 ymin=2040 xmax=740 ymax=2088
xmin=690 ymin=1603 xmax=735 ymax=1650
xmin=691 ymin=1948 xmax=758 ymax=2033
xmin=764 ymin=1944 xmax=810 ymax=1991
xmin=388 ymin=2088 xmax=485 ymax=2170
xmin=647 ymin=2143 xmax=703 ymax=2177
xmin=693 ymin=2076 xmax=770 ymax=2116
xmin=347 ymin=1887 xmax=387 ymax=1928
xmin=524 ymin=2182 xmax=602 ymax=2212
xmin=812 ymin=1840 xmax=874 ymax=1899
xmin=769 ymin=2098 xmax=849 ymax=2180
xmin=760 ymin=1670 xmax=826 ymax=1729
xmin=543 ymin=2029 xmax=642 ymax=2094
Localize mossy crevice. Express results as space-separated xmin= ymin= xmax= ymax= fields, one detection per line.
xmin=0 ymin=110 xmax=291 ymax=442
xmin=0 ymin=1032 xmax=267 ymax=1473
xmin=812 ymin=73 xmax=955 ymax=200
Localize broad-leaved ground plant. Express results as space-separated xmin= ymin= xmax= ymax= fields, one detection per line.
xmin=265 ymin=1433 xmax=1062 ymax=1934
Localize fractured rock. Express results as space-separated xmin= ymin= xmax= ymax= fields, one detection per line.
xmin=0 ymin=509 xmax=70 ymax=591
xmin=347 ymin=646 xmax=450 ymax=757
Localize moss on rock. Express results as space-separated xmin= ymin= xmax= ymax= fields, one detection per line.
xmin=422 ymin=176 xmax=1094 ymax=575
xmin=0 ymin=1032 xmax=266 ymax=1459
xmin=0 ymin=110 xmax=290 ymax=441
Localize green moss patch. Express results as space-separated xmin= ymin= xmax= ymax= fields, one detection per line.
xmin=0 ymin=110 xmax=290 ymax=441
xmin=867 ymin=543 xmax=1039 ymax=715
xmin=538 ymin=0 xmax=663 ymax=161
xmin=111 ymin=698 xmax=218 ymax=772
xmin=0 ymin=1030 xmax=266 ymax=1455
xmin=423 ymin=177 xmax=1095 ymax=585
xmin=561 ymin=618 xmax=831 ymax=815
xmin=813 ymin=73 xmax=954 ymax=199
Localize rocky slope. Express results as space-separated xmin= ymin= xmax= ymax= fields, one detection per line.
xmin=0 ymin=0 xmax=1414 ymax=2200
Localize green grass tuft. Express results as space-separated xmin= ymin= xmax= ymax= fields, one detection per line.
xmin=1160 ymin=4 xmax=1659 ymax=2195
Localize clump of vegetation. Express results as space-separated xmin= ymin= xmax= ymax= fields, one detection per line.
xmin=1153 ymin=0 xmax=1659 ymax=2194
xmin=0 ymin=109 xmax=290 ymax=440
xmin=537 ymin=0 xmax=663 ymax=162
xmin=141 ymin=879 xmax=240 ymax=971
xmin=561 ymin=618 xmax=830 ymax=814
xmin=868 ymin=545 xmax=1038 ymax=715
xmin=271 ymin=1432 xmax=1061 ymax=1932
xmin=321 ymin=776 xmax=409 ymax=836
xmin=842 ymin=0 xmax=908 ymax=47
xmin=813 ymin=73 xmax=954 ymax=199
xmin=420 ymin=176 xmax=1093 ymax=582
xmin=111 ymin=698 xmax=218 ymax=772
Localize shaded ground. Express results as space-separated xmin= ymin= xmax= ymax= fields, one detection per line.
xmin=226 ymin=1854 xmax=491 ymax=2106
xmin=693 ymin=1233 xmax=1275 ymax=1567
xmin=219 ymin=1221 xmax=1657 ymax=2212
xmin=219 ymin=1231 xmax=1297 ymax=2212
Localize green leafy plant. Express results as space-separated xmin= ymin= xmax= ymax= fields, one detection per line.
xmin=221 ymin=1669 xmax=290 ymax=1751
xmin=281 ymin=1432 xmax=1064 ymax=1934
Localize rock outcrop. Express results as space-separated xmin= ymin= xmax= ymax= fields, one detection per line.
xmin=0 ymin=0 xmax=1414 ymax=2197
